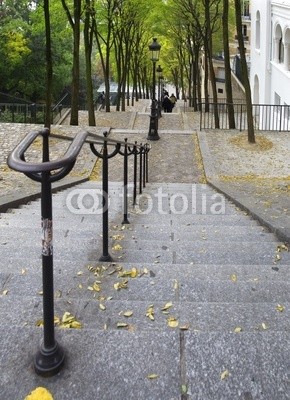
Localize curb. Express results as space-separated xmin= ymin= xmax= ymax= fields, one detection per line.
xmin=207 ymin=179 xmax=290 ymax=244
xmin=197 ymin=130 xmax=290 ymax=244
xmin=0 ymin=176 xmax=90 ymax=213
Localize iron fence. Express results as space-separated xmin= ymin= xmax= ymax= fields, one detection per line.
xmin=199 ymin=102 xmax=290 ymax=131
xmin=0 ymin=102 xmax=45 ymax=124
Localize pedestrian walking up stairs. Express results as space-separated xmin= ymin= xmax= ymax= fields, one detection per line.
xmin=1 ymin=178 xmax=290 ymax=399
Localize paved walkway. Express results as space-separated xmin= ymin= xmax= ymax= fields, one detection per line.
xmin=1 ymin=100 xmax=289 ymax=241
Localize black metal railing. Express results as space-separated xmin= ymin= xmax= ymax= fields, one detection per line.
xmin=199 ymin=102 xmax=290 ymax=132
xmin=7 ymin=128 xmax=150 ymax=377
xmin=51 ymin=92 xmax=70 ymax=124
xmin=0 ymin=102 xmax=46 ymax=124
xmin=183 ymin=98 xmax=246 ymax=112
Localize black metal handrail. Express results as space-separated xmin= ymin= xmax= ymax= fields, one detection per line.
xmin=7 ymin=127 xmax=150 ymax=377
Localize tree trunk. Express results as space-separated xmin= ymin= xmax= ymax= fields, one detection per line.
xmin=235 ymin=0 xmax=255 ymax=142
xmin=70 ymin=0 xmax=81 ymax=125
xmin=205 ymin=0 xmax=219 ymax=128
xmin=84 ymin=0 xmax=96 ymax=126
xmin=223 ymin=0 xmax=235 ymax=128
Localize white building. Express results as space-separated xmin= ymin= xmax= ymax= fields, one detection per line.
xmin=251 ymin=0 xmax=290 ymax=107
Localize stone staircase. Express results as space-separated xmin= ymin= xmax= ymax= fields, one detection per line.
xmin=1 ymin=179 xmax=290 ymax=399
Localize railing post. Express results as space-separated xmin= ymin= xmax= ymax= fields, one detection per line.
xmin=145 ymin=144 xmax=149 ymax=183
xmin=34 ymin=129 xmax=65 ymax=377
xmin=122 ymin=138 xmax=130 ymax=224
xmin=142 ymin=145 xmax=146 ymax=189
xmin=99 ymin=132 xmax=113 ymax=262
xmin=139 ymin=144 xmax=143 ymax=195
xmin=133 ymin=142 xmax=138 ymax=206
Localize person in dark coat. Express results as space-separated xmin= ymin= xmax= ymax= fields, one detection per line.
xmin=162 ymin=95 xmax=174 ymax=113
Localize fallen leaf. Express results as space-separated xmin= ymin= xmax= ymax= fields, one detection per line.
xmin=234 ymin=327 xmax=243 ymax=333
xmin=123 ymin=311 xmax=133 ymax=317
xmin=119 ymin=267 xmax=138 ymax=278
xmin=147 ymin=374 xmax=159 ymax=379
xmin=112 ymin=244 xmax=122 ymax=251
xmin=261 ymin=322 xmax=268 ymax=330
xmin=112 ymin=234 xmax=124 ymax=240
xmin=70 ymin=320 xmax=82 ymax=329
xmin=117 ymin=322 xmax=128 ymax=328
xmin=167 ymin=316 xmax=179 ymax=328
xmin=179 ymin=324 xmax=190 ymax=330
xmin=181 ymin=384 xmax=188 ymax=394
xmin=161 ymin=301 xmax=173 ymax=311
xmin=24 ymin=387 xmax=53 ymax=400
xmin=2 ymin=289 xmax=8 ymax=295
xmin=89 ymin=282 xmax=101 ymax=292
xmin=276 ymin=304 xmax=285 ymax=312
xmin=230 ymin=274 xmax=237 ymax=282
xmin=99 ymin=303 xmax=106 ymax=311
xmin=76 ymin=271 xmax=83 ymax=276
xmin=114 ymin=280 xmax=128 ymax=290
xmin=220 ymin=369 xmax=230 ymax=380
xmin=146 ymin=305 xmax=155 ymax=321
xmin=60 ymin=312 xmax=82 ymax=329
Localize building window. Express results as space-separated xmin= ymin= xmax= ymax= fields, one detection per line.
xmin=255 ymin=11 xmax=260 ymax=49
xmin=242 ymin=0 xmax=250 ymax=18
xmin=279 ymin=38 xmax=284 ymax=63
xmin=243 ymin=25 xmax=247 ymax=38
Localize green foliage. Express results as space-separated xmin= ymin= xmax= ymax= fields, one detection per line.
xmin=0 ymin=0 xmax=237 ymax=108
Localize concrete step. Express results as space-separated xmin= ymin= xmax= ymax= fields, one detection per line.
xmin=0 ymin=212 xmax=266 ymax=229
xmin=0 ymin=242 xmax=287 ymax=265
xmin=1 ymin=294 xmax=290 ymax=334
xmin=2 ymin=257 xmax=290 ymax=303
xmin=1 ymin=326 xmax=288 ymax=399
xmin=1 ymin=258 xmax=288 ymax=281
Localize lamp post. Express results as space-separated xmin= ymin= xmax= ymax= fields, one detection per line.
xmin=147 ymin=38 xmax=161 ymax=141
xmin=156 ymin=64 xmax=163 ymax=118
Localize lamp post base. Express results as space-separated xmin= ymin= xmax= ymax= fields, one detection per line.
xmin=99 ymin=253 xmax=113 ymax=262
xmin=147 ymin=100 xmax=160 ymax=141
xmin=34 ymin=341 xmax=65 ymax=377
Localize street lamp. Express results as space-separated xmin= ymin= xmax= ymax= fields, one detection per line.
xmin=147 ymin=37 xmax=161 ymax=140
xmin=156 ymin=64 xmax=163 ymax=118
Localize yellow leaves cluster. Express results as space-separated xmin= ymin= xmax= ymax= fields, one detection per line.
xmin=112 ymin=234 xmax=124 ymax=241
xmin=229 ymin=133 xmax=273 ymax=151
xmin=146 ymin=305 xmax=155 ymax=321
xmin=36 ymin=312 xmax=82 ymax=329
xmin=88 ymin=281 xmax=101 ymax=292
xmin=114 ymin=280 xmax=128 ymax=291
xmin=274 ymin=243 xmax=289 ymax=263
xmin=112 ymin=244 xmax=123 ymax=251
xmin=24 ymin=387 xmax=53 ymax=400
xmin=118 ymin=267 xmax=138 ymax=278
